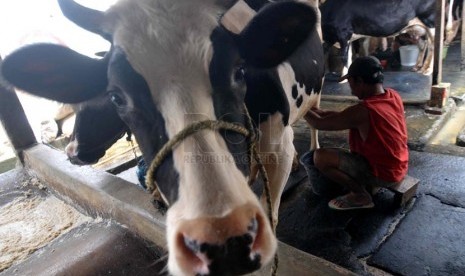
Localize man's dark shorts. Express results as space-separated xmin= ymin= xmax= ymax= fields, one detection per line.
xmin=338 ymin=148 xmax=399 ymax=188
xmin=300 ymin=148 xmax=398 ymax=197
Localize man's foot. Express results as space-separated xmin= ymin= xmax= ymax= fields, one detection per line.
xmin=328 ymin=193 xmax=374 ymax=211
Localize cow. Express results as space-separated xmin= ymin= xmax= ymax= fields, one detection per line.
xmin=320 ymin=0 xmax=436 ymax=78
xmin=53 ymin=50 xmax=129 ymax=165
xmin=1 ymin=0 xmax=325 ymax=275
xmin=65 ymin=93 xmax=128 ymax=165
xmin=445 ymin=0 xmax=463 ymax=46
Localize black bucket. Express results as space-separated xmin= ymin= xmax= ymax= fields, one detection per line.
xmin=299 ymin=151 xmax=346 ymax=198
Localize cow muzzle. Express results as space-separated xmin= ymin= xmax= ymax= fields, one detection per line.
xmin=170 ymin=203 xmax=276 ymax=276
xmin=65 ymin=140 xmax=103 ymax=165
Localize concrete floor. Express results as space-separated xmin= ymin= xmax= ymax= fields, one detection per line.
xmin=276 ymin=139 xmax=465 ymax=276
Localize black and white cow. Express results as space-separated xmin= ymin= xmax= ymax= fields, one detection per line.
xmin=320 ymin=0 xmax=436 ymax=77
xmin=1 ymin=0 xmax=324 ymax=275
xmin=65 ymin=93 xmax=128 ymax=165
xmin=445 ymin=0 xmax=463 ymax=46
xmin=64 ymin=51 xmax=130 ymax=165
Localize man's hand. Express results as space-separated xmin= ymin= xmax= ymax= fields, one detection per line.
xmin=310 ymin=107 xmax=338 ymax=117
xmin=304 ymin=109 xmax=321 ymax=127
xmin=303 ymin=103 xmax=369 ymax=131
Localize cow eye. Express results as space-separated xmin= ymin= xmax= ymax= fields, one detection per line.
xmin=233 ymin=66 xmax=246 ymax=83
xmin=109 ymin=91 xmax=126 ymax=107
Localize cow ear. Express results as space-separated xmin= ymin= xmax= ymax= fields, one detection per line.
xmin=1 ymin=43 xmax=107 ymax=103
xmin=237 ymin=2 xmax=317 ymax=68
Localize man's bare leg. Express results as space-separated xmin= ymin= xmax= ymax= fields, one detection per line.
xmin=313 ymin=148 xmax=372 ymax=206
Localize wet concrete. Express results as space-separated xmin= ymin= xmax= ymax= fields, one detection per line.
xmin=275 ymin=139 xmax=465 ymax=275
xmin=457 ymin=126 xmax=465 ymax=146
xmin=368 ymin=195 xmax=465 ymax=276
xmin=408 ymin=151 xmax=465 ymax=208
xmin=431 ymin=104 xmax=465 ymax=146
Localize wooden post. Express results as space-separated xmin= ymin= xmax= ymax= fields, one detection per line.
xmin=433 ymin=0 xmax=446 ymax=85
xmin=461 ymin=0 xmax=465 ymax=70
xmin=0 ymin=56 xmax=37 ymax=161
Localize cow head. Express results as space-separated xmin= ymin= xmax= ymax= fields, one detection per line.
xmin=65 ymin=93 xmax=128 ymax=165
xmin=64 ymin=50 xmax=130 ymax=166
xmin=1 ymin=0 xmax=317 ymax=275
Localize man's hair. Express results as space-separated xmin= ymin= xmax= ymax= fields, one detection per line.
xmin=340 ymin=56 xmax=384 ymax=84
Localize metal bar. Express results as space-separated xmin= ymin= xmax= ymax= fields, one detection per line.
xmin=433 ymin=0 xmax=446 ymax=85
xmin=0 ymin=56 xmax=37 ymax=161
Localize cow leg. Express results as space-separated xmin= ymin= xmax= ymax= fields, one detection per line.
xmin=413 ymin=39 xmax=427 ymax=71
xmin=420 ymin=43 xmax=434 ymax=74
xmin=309 ymin=94 xmax=321 ymax=150
xmin=340 ymin=41 xmax=351 ymax=80
xmin=309 ymin=126 xmax=319 ymax=150
xmin=445 ymin=20 xmax=461 ymax=45
xmin=445 ymin=0 xmax=461 ymax=46
xmin=419 ymin=28 xmax=435 ymax=74
xmin=291 ymin=127 xmax=318 ymax=171
xmin=257 ymin=117 xmax=295 ymax=229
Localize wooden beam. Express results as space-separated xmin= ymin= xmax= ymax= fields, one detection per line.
xmin=433 ymin=0 xmax=446 ymax=85
xmin=0 ymin=56 xmax=37 ymax=160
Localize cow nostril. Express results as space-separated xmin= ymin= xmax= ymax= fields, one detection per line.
xmin=174 ymin=204 xmax=275 ymax=275
xmin=248 ymin=217 xmax=258 ymax=233
xmin=184 ymin=236 xmax=201 ymax=254
xmin=180 ymin=218 xmax=260 ymax=275
xmin=180 ymin=236 xmax=210 ymax=275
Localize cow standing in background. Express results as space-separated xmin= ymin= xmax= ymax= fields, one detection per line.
xmin=1 ymin=0 xmax=325 ymax=275
xmin=320 ymin=0 xmax=436 ymax=78
xmin=445 ymin=0 xmax=463 ymax=46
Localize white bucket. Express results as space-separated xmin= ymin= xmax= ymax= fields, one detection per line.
xmin=399 ymin=45 xmax=419 ymax=67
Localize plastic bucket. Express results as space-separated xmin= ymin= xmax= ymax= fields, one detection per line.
xmin=299 ymin=151 xmax=345 ymax=198
xmin=399 ymin=45 xmax=419 ymax=67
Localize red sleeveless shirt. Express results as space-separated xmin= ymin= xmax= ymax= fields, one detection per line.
xmin=349 ymin=88 xmax=409 ymax=182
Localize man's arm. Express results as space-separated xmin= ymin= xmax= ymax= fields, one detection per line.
xmin=311 ymin=107 xmax=339 ymax=117
xmin=304 ymin=104 xmax=369 ymax=131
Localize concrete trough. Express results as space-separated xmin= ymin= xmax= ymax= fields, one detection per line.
xmin=21 ymin=143 xmax=355 ymax=276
